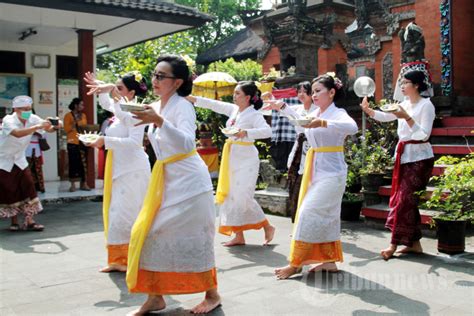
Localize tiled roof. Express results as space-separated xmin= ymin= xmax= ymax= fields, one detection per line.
xmin=196 ymin=27 xmax=264 ymax=65
xmin=84 ymin=0 xmax=213 ymax=21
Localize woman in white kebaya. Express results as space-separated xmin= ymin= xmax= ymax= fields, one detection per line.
xmin=125 ymin=55 xmax=220 ymax=315
xmin=186 ymin=81 xmax=275 ymax=247
xmin=84 ymin=71 xmax=150 ymax=273
xmin=360 ymin=70 xmax=435 ymax=260
xmin=263 ymin=81 xmax=318 ymax=222
xmin=273 ymin=74 xmax=358 ymax=279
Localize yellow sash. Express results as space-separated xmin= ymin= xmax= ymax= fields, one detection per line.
xmin=292 ymin=146 xmax=344 ymax=232
xmin=103 ymin=150 xmax=113 ymax=239
xmin=126 ymin=149 xmax=197 ymax=289
xmin=215 ymin=139 xmax=253 ymax=204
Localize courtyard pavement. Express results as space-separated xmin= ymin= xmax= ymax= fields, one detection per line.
xmin=0 ymin=200 xmax=473 ymax=315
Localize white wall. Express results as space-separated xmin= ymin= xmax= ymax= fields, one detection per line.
xmin=1 ymin=40 xmax=77 ymax=181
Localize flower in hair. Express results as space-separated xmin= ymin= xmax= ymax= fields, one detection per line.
xmin=130 ymin=71 xmax=143 ymax=83
xmin=326 ymin=72 xmax=343 ymax=89
xmin=181 ymin=55 xmax=195 ymax=68
xmin=252 ymin=95 xmax=259 ymax=103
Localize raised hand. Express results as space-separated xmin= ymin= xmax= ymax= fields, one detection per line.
xmin=262 ymin=99 xmax=285 ymax=111
xmin=302 ymin=118 xmax=323 ymax=129
xmin=360 ymin=96 xmax=374 ymax=117
xmin=84 ymin=136 xmax=105 ymax=148
xmin=84 ymin=71 xmax=114 ymax=95
xmin=392 ymin=105 xmax=410 ymax=120
xmin=234 ymin=129 xmax=247 ymax=139
xmin=132 ymin=106 xmax=164 ymax=127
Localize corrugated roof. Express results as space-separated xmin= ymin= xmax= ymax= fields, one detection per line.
xmin=196 ymin=27 xmax=264 ymax=65
xmin=84 ymin=0 xmax=213 ymax=21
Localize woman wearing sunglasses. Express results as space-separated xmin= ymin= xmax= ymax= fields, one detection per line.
xmin=125 ymin=55 xmax=221 ymax=315
xmin=83 ymin=71 xmax=151 ymax=274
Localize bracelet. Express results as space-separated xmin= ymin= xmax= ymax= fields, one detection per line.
xmin=280 ymin=103 xmax=287 ymax=110
xmin=321 ymin=119 xmax=328 ymax=128
xmin=405 ymin=117 xmax=413 ymax=122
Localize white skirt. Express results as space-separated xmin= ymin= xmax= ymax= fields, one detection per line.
xmin=140 ymin=191 xmax=216 ymax=272
xmin=294 ymin=175 xmax=346 ymax=243
xmin=219 ymin=157 xmax=266 ymax=227
xmin=108 ymin=170 xmax=150 ymax=245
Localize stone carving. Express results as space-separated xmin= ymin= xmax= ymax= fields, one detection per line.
xmin=346 ymin=25 xmax=381 ymax=59
xmin=259 ymin=0 xmax=334 ymax=86
xmin=353 ymin=0 xmax=398 ymax=35
xmin=399 ymin=22 xmax=425 ymax=63
xmin=393 ymin=22 xmax=433 ymax=101
xmin=382 ymin=52 xmax=393 ymax=99
xmin=259 ymin=160 xmax=281 ymax=189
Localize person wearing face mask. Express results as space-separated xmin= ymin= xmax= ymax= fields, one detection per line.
xmin=274 ymin=74 xmax=358 ymax=280
xmin=63 ymin=98 xmax=89 ymax=192
xmin=0 ymin=95 xmax=61 ymax=231
xmin=83 ymin=71 xmax=151 ymax=273
xmin=186 ymin=81 xmax=276 ymax=248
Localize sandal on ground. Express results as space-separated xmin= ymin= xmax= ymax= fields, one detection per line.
xmin=9 ymin=224 xmax=20 ymax=231
xmin=26 ymin=223 xmax=44 ymax=231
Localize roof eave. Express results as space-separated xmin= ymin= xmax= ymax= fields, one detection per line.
xmin=0 ymin=0 xmax=214 ymax=27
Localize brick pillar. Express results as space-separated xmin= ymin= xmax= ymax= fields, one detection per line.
xmin=77 ymin=29 xmax=95 ymax=188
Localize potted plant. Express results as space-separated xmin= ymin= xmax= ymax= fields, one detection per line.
xmin=341 ymin=136 xmax=365 ymax=221
xmin=360 ymin=143 xmax=392 ymax=192
xmin=421 ymin=154 xmax=474 ymax=254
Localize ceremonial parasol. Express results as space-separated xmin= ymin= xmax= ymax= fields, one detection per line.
xmin=192 ymin=72 xmax=237 ymax=100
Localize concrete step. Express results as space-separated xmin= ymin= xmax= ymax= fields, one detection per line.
xmin=377 ymin=185 xmax=437 ymax=197
xmin=432 ymin=144 xmax=472 ymax=155
xmin=440 ymin=116 xmax=474 ymax=128
xmin=361 ymin=203 xmax=440 ymax=225
xmin=431 ymin=127 xmax=474 ymax=136
xmin=432 ymin=164 xmax=447 ymax=176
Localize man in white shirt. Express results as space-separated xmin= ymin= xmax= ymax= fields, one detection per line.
xmin=0 ymin=95 xmax=60 ymax=231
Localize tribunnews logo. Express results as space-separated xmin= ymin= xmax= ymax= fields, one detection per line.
xmin=296 ymin=267 xmax=464 ymax=307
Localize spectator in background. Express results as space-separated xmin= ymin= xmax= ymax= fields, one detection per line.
xmin=63 ymin=98 xmax=90 ymax=192
xmin=269 ymin=96 xmax=297 ymax=172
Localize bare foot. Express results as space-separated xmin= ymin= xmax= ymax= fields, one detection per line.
xmin=396 ymin=241 xmax=423 ymax=254
xmin=263 ymin=225 xmax=275 ymax=246
xmin=100 ymin=264 xmax=127 ymax=273
xmin=308 ymin=262 xmax=338 ymax=273
xmin=222 ymin=235 xmax=245 ymax=247
xmin=127 ymin=295 xmax=165 ymax=316
xmin=274 ymin=265 xmax=302 ymax=280
xmin=191 ymin=289 xmax=221 ymax=314
xmin=380 ymin=244 xmax=397 ymax=261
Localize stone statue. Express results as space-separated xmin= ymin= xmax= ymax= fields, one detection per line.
xmin=354 ymin=0 xmax=369 ymax=30
xmin=393 ymin=22 xmax=432 ymax=101
xmin=288 ymin=0 xmax=307 ymax=17
xmin=259 ymin=160 xmax=281 ymax=189
xmin=399 ymin=22 xmax=425 ymax=63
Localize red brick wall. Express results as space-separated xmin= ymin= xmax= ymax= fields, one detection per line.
xmin=318 ymin=38 xmax=347 ymax=76
xmin=262 ymin=46 xmax=280 ymax=73
xmin=413 ymin=0 xmax=441 ymax=85
xmin=452 ymin=0 xmax=474 ymax=96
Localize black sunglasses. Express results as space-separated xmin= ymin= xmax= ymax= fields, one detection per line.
xmin=152 ymin=72 xmax=176 ymax=81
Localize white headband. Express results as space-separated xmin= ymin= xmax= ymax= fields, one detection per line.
xmin=12 ymin=95 xmax=33 ymax=108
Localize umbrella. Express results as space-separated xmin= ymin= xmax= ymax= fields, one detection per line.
xmin=192 ymin=72 xmax=237 ymax=100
